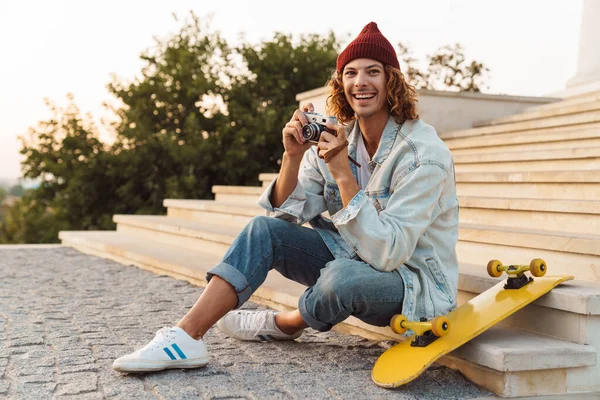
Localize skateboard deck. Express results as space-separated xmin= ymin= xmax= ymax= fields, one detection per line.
xmin=371 ymin=274 xmax=574 ymax=388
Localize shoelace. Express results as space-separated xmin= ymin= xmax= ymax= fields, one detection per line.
xmin=239 ymin=310 xmax=272 ymax=338
xmin=143 ymin=327 xmax=172 ymax=352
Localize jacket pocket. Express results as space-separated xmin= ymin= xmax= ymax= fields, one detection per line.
xmin=425 ymin=257 xmax=453 ymax=303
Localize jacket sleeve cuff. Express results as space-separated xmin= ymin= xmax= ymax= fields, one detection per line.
xmin=331 ymin=190 xmax=368 ymax=225
xmin=257 ymin=177 xmax=307 ymax=224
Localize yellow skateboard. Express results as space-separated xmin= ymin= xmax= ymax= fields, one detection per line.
xmin=372 ymin=258 xmax=573 ymax=388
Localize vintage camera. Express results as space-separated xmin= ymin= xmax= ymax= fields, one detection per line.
xmin=302 ymin=112 xmax=338 ymax=143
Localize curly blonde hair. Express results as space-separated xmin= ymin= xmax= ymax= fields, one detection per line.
xmin=325 ymin=65 xmax=419 ymax=125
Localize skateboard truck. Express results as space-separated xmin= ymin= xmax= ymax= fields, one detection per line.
xmin=390 ymin=315 xmax=450 ymax=347
xmin=487 ymin=258 xmax=547 ymax=290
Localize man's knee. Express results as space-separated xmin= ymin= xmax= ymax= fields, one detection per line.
xmin=245 ymin=215 xmax=292 ymax=234
xmin=314 ymin=259 xmax=362 ymax=303
xmin=246 ymin=215 xmax=272 ymax=230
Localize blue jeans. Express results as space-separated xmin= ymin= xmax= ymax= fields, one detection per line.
xmin=206 ymin=216 xmax=404 ymax=332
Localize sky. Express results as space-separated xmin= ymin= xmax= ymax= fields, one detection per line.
xmin=0 ymin=0 xmax=584 ymax=181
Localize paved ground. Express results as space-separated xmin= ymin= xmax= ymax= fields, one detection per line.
xmin=0 ymin=247 xmax=491 ymax=399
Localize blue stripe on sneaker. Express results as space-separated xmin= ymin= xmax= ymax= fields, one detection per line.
xmin=171 ymin=343 xmax=187 ymax=359
xmin=258 ymin=335 xmax=266 ymax=341
xmin=267 ymin=335 xmax=275 ymax=341
xmin=163 ymin=347 xmax=176 ymax=360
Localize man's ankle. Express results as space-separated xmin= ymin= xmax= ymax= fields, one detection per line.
xmin=277 ymin=324 xmax=302 ymax=335
xmin=274 ymin=313 xmax=305 ymax=335
xmin=176 ymin=321 xmax=204 ymax=340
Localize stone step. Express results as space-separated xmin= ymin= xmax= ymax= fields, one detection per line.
xmin=164 ymin=199 xmax=263 ymax=227
xmin=460 ymin=222 xmax=600 ymax=261
xmin=439 ymin=109 xmax=600 ymax=140
xmin=526 ymin=93 xmax=600 ymax=113
xmin=457 ymin=231 xmax=599 ymax=282
xmin=454 ymin=146 xmax=600 ymax=163
xmin=459 ymin=263 xmax=600 ymax=345
xmin=453 ymin=147 xmax=600 ymax=172
xmin=459 ymin=263 xmax=600 ymax=315
xmin=115 ymin=213 xmax=600 ymax=282
xmin=444 ymin=122 xmax=600 ymax=151
xmin=450 ymin=136 xmax=600 ymax=155
xmin=167 ymin=196 xmax=600 ymax=237
xmin=58 ymin=230 xmax=223 ymax=283
xmin=438 ymin=326 xmax=597 ymax=397
xmin=212 ymin=185 xmax=265 ymax=205
xmin=473 ymin=99 xmax=600 ymax=128
xmin=455 ymin=158 xmax=599 ymax=173
xmin=456 ymin=170 xmax=600 ymax=200
xmin=257 ymin=171 xmax=600 ymax=200
xmin=459 ymin=197 xmax=600 ymax=235
xmin=457 ymin=170 xmax=599 ymax=183
xmin=113 ymin=214 xmax=238 ymax=257
xmin=259 ymin=173 xmax=278 ymax=188
xmin=124 ymin=212 xmax=600 ymax=262
xmin=58 ymin=230 xmax=600 ymax=397
xmin=261 ymin=170 xmax=600 ymax=185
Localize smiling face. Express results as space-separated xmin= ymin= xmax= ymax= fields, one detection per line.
xmin=342 ymin=58 xmax=389 ymax=121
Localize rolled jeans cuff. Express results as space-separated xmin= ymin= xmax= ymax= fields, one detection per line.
xmin=206 ymin=262 xmax=253 ymax=308
xmin=298 ymin=289 xmax=332 ymax=332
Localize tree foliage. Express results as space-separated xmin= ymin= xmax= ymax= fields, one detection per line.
xmin=104 ymin=13 xmax=231 ymax=214
xmin=8 ymin=184 xmax=23 ymax=197
xmin=9 ymin=96 xmax=115 ymax=242
xmin=216 ymin=32 xmax=339 ymax=183
xmin=398 ymin=42 xmax=490 ymax=92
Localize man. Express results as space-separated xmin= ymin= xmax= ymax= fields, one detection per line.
xmin=112 ymin=22 xmax=459 ymax=373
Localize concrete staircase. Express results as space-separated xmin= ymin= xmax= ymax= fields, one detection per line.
xmin=59 ymin=95 xmax=600 ymax=397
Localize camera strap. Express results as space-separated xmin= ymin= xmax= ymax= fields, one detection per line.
xmin=320 ymin=140 xmax=349 ymax=163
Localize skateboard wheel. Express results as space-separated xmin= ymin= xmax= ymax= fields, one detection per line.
xmin=390 ymin=314 xmax=408 ymax=334
xmin=431 ymin=316 xmax=450 ymax=337
xmin=487 ymin=260 xmax=503 ymax=278
xmin=529 ymin=258 xmax=547 ymax=277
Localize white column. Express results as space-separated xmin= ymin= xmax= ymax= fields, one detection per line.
xmin=565 ymin=0 xmax=600 ymax=91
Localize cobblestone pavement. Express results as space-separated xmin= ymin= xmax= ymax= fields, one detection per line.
xmin=0 ymin=247 xmax=491 ymax=399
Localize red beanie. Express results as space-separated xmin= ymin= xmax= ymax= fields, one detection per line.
xmin=336 ymin=22 xmax=400 ymax=72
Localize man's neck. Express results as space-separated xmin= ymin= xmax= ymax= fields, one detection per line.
xmin=357 ymin=111 xmax=389 ymax=159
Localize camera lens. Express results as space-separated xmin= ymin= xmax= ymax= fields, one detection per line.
xmin=301 ymin=123 xmax=323 ymax=141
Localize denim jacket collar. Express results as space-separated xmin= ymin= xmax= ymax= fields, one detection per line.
xmin=347 ymin=116 xmax=403 ymax=171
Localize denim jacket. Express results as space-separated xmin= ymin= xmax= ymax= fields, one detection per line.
xmin=257 ymin=116 xmax=459 ymax=323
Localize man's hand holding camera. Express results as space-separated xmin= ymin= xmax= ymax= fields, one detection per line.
xmin=283 ymin=104 xmax=352 ymax=180
xmin=281 ymin=103 xmax=358 ymax=207
xmin=281 ymin=104 xmax=314 ymax=161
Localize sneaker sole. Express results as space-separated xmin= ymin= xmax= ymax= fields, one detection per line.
xmin=113 ymin=357 xmax=209 ymax=373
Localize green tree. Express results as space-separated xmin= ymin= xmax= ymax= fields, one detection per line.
xmin=398 ymin=42 xmax=490 ymax=92
xmin=0 ymin=195 xmax=60 ymax=244
xmin=105 ymin=12 xmax=230 ymax=213
xmin=216 ymin=32 xmax=340 ymax=183
xmin=16 ymin=95 xmax=113 ymax=242
xmin=8 ymin=184 xmax=23 ymax=197
xmin=0 ymin=187 xmax=6 ymax=204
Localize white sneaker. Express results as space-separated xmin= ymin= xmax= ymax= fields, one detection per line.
xmin=112 ymin=327 xmax=209 ymax=373
xmin=217 ymin=310 xmax=302 ymax=342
